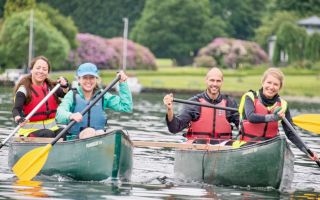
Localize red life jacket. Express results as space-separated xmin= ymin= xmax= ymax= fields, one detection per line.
xmin=240 ymin=97 xmax=281 ymax=141
xmin=23 ymin=82 xmax=58 ymax=122
xmin=186 ymin=98 xmax=232 ymax=139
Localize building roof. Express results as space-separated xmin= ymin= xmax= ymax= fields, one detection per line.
xmin=298 ymin=16 xmax=320 ymax=26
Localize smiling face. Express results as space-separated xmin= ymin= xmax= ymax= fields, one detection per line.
xmin=205 ymin=68 xmax=223 ymax=99
xmin=79 ymin=75 xmax=97 ymax=93
xmin=30 ymin=59 xmax=49 ymax=85
xmin=262 ymin=75 xmax=281 ymax=99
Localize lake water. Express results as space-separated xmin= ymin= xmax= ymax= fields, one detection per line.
xmin=0 ymin=87 xmax=319 ymax=199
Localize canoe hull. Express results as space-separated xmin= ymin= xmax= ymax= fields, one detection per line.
xmin=8 ymin=129 xmax=133 ymax=181
xmin=174 ymin=136 xmax=294 ymax=190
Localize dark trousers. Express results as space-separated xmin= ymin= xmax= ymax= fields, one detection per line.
xmin=28 ymin=128 xmax=66 ymax=140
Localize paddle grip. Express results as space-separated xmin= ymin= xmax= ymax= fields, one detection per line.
xmin=307 ymin=149 xmax=320 ymax=167
xmin=51 ymin=76 xmax=121 ymax=145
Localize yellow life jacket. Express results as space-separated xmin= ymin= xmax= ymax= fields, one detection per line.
xmin=18 ymin=118 xmax=59 ymax=137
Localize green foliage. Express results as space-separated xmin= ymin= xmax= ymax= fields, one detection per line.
xmin=209 ymin=0 xmax=270 ymax=40
xmin=0 ymin=10 xmax=70 ymax=69
xmin=131 ymin=0 xmax=226 ymax=66
xmin=304 ymin=32 xmax=320 ymax=61
xmin=37 ymin=3 xmax=78 ymax=49
xmin=254 ymin=11 xmax=298 ymax=49
xmin=276 ymin=0 xmax=320 ymax=16
xmin=4 ymin=0 xmax=36 ymax=18
xmin=0 ymin=0 xmax=5 ymax=18
xmin=273 ymin=22 xmax=307 ymax=64
xmin=37 ymin=0 xmax=145 ymax=38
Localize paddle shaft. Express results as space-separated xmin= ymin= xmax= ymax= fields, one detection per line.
xmin=0 ymin=84 xmax=61 ymax=149
xmin=50 ymin=76 xmax=121 ymax=145
xmin=173 ymin=98 xmax=238 ymax=112
xmin=282 ymin=117 xmax=320 ymax=167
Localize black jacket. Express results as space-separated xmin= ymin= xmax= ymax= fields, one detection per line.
xmin=166 ymin=91 xmax=239 ymax=134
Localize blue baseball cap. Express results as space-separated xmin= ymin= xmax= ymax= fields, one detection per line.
xmin=77 ymin=63 xmax=99 ymax=77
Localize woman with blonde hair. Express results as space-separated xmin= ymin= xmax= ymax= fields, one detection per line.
xmin=238 ymin=67 xmax=318 ymax=162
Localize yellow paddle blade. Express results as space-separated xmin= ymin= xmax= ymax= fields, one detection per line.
xmin=293 ymin=114 xmax=320 ymax=134
xmin=12 ymin=144 xmax=52 ymax=181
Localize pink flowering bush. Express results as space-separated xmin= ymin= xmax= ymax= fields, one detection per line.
xmin=107 ymin=37 xmax=157 ymax=70
xmin=69 ymin=33 xmax=157 ymax=70
xmin=195 ymin=37 xmax=268 ymax=68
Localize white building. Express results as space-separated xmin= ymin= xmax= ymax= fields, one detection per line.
xmin=297 ymin=16 xmax=320 ymax=34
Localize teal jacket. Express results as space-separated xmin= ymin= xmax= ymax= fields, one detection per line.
xmin=56 ymin=82 xmax=133 ymax=125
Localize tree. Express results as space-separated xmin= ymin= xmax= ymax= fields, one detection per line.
xmin=273 ymin=22 xmax=307 ymax=64
xmin=131 ymin=0 xmax=226 ymax=65
xmin=0 ymin=10 xmax=70 ymax=69
xmin=37 ymin=3 xmax=78 ymax=49
xmin=4 ymin=0 xmax=35 ymax=18
xmin=37 ymin=0 xmax=145 ymax=38
xmin=254 ymin=11 xmax=298 ymax=50
xmin=276 ymin=0 xmax=320 ymax=16
xmin=209 ymin=0 xmax=270 ymax=40
xmin=0 ymin=0 xmax=5 ymax=18
xmin=304 ymin=33 xmax=320 ymax=62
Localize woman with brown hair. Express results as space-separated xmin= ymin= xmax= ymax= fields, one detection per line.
xmin=12 ymin=55 xmax=69 ymax=138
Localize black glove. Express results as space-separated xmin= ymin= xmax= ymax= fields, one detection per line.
xmin=57 ymin=77 xmax=70 ymax=89
xmin=16 ymin=117 xmax=26 ymax=125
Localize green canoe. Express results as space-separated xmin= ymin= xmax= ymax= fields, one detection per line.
xmin=8 ymin=129 xmax=133 ymax=181
xmin=174 ymin=135 xmax=294 ymax=190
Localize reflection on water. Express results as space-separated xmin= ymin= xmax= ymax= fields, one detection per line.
xmin=0 ymin=88 xmax=319 ymax=199
xmin=14 ymin=180 xmax=49 ymax=198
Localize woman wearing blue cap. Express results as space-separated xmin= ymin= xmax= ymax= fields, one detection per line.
xmin=56 ymin=62 xmax=133 ymax=139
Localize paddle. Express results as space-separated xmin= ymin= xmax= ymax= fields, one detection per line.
xmin=282 ymin=117 xmax=320 ymax=167
xmin=293 ymin=114 xmax=320 ymax=134
xmin=12 ymin=76 xmax=121 ymax=180
xmin=173 ymin=98 xmax=238 ymax=112
xmin=0 ymin=84 xmax=61 ymax=149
